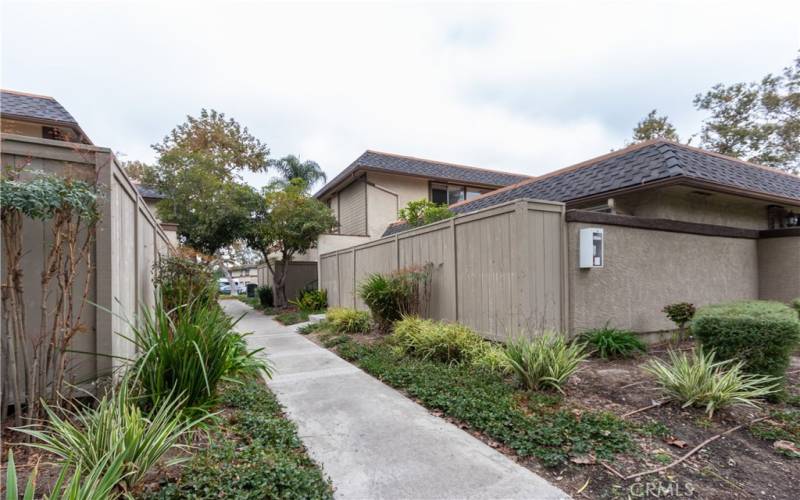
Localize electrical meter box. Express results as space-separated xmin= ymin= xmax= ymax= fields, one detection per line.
xmin=579 ymin=228 xmax=604 ymax=268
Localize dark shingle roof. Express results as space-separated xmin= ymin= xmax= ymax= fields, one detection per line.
xmin=136 ymin=185 xmax=166 ymax=200
xmin=314 ymin=150 xmax=530 ymax=199
xmin=382 ymin=140 xmax=800 ymax=236
xmin=1 ymin=90 xmax=78 ymax=124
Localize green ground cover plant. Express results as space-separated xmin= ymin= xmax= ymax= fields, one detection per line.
xmin=692 ymin=300 xmax=800 ymax=385
xmin=580 ymin=326 xmax=646 ymax=359
xmin=326 ymin=308 xmax=371 ymax=333
xmin=146 ymin=381 xmax=332 ymax=499
xmin=644 ymin=348 xmax=779 ymax=417
xmin=333 ymin=340 xmax=632 ymax=467
xmin=750 ymin=409 xmax=800 ymax=457
xmin=275 ymin=310 xmax=309 ymax=325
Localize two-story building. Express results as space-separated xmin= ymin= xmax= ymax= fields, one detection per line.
xmin=313 ymin=150 xmax=531 ymax=255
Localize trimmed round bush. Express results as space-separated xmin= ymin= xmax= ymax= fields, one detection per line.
xmin=692 ymin=300 xmax=800 ymax=383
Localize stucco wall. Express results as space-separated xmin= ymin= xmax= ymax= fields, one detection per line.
xmin=606 ymin=185 xmax=800 ymax=230
xmin=758 ymin=235 xmax=800 ymax=303
xmin=568 ymin=221 xmax=759 ymax=333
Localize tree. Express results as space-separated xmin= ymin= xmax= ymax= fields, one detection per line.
xmin=694 ymin=53 xmax=800 ymax=173
xmin=246 ymin=179 xmax=337 ymax=306
xmin=270 ymin=154 xmax=327 ymax=191
xmin=121 ymin=160 xmax=156 ymax=183
xmin=398 ymin=199 xmax=454 ymax=227
xmin=629 ymin=109 xmax=680 ymax=143
xmin=147 ymin=110 xmax=271 ymax=292
xmin=152 ymin=108 xmax=270 ymax=180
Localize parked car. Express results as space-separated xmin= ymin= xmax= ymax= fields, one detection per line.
xmin=219 ymin=278 xmax=246 ymax=294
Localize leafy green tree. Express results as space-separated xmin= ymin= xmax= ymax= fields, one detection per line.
xmin=629 ymin=109 xmax=680 ymax=143
xmin=398 ymin=199 xmax=454 ymax=227
xmin=694 ymin=53 xmax=800 ymax=173
xmin=270 ymin=154 xmax=327 ymax=191
xmin=246 ymin=179 xmax=337 ymax=306
xmin=146 ymin=110 xmax=270 ymax=292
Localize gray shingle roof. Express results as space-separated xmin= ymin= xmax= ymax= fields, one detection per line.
xmin=314 ymin=150 xmax=530 ymax=199
xmin=1 ymin=90 xmax=78 ymax=124
xmin=136 ymin=185 xmax=166 ymax=200
xmin=382 ymin=141 xmax=800 ymax=236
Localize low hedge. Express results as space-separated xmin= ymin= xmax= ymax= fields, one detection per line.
xmin=692 ymin=300 xmax=800 ymax=382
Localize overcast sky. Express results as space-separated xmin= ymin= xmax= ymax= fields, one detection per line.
xmin=2 ymin=1 xmax=799 ymax=188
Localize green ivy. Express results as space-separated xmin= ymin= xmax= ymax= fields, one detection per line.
xmin=337 ymin=340 xmax=632 ymax=467
xmin=0 ymin=170 xmax=100 ymax=220
xmin=146 ymin=381 xmax=332 ymax=499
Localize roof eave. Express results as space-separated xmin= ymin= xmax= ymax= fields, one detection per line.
xmin=0 ymin=112 xmax=93 ymax=145
xmin=314 ymin=164 xmax=514 ymax=200
xmin=565 ymin=176 xmax=800 ymax=209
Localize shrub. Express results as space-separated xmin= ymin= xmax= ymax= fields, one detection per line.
xmin=644 ymin=348 xmax=780 ymax=417
xmin=15 ymin=383 xmax=206 ymax=494
xmin=580 ymin=326 xmax=646 ymax=359
xmin=359 ymin=265 xmax=432 ymax=331
xmin=391 ymin=316 xmax=490 ymax=364
xmin=6 ymin=449 xmax=128 ymax=500
xmin=129 ymin=297 xmax=271 ymax=412
xmin=398 ymin=199 xmax=454 ymax=227
xmin=662 ymin=302 xmax=696 ymax=339
xmin=257 ymin=285 xmax=274 ymax=308
xmin=503 ymin=333 xmax=588 ymax=393
xmin=152 ymin=256 xmax=217 ymax=313
xmin=275 ymin=310 xmax=309 ymax=325
xmin=792 ymin=298 xmax=800 ymax=318
xmin=326 ymin=308 xmax=371 ymax=334
xmin=290 ymin=289 xmax=327 ymax=312
xmin=691 ymin=300 xmax=800 ymax=383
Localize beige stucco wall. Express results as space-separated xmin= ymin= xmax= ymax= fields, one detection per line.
xmin=758 ymin=236 xmax=800 ymax=303
xmin=604 ymin=185 xmax=800 ymax=230
xmin=366 ymin=171 xmax=429 ymax=211
xmin=568 ymin=221 xmax=759 ymax=333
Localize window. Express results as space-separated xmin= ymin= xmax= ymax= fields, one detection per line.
xmin=431 ymin=183 xmax=449 ymax=204
xmin=430 ymin=183 xmax=488 ymax=205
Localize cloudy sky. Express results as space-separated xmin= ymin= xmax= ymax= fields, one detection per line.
xmin=2 ymin=0 xmax=799 ymax=188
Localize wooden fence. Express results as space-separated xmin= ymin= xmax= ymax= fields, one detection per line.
xmin=1 ymin=133 xmax=173 ymax=391
xmin=320 ymin=200 xmax=567 ymax=341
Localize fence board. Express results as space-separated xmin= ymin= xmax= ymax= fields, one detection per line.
xmin=319 ymin=200 xmax=566 ymax=340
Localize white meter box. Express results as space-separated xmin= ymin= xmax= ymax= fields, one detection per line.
xmin=579 ymin=228 xmax=604 ymax=268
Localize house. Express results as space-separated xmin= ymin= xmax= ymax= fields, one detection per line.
xmin=1 ymin=89 xmax=173 ymax=390
xmin=320 ymin=140 xmax=800 ymax=338
xmin=314 ymin=150 xmax=530 ymax=255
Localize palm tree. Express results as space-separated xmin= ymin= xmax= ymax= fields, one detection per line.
xmin=270 ymin=155 xmax=327 ymax=191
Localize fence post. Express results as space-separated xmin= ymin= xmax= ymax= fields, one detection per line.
xmin=94 ymin=151 xmax=114 ymax=380
xmin=394 ymin=234 xmax=400 ymax=270
xmin=352 ymin=249 xmax=357 ymax=309
xmin=450 ymin=217 xmax=458 ymax=322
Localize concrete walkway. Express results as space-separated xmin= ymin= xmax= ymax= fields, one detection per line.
xmin=223 ymin=300 xmax=568 ymax=500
